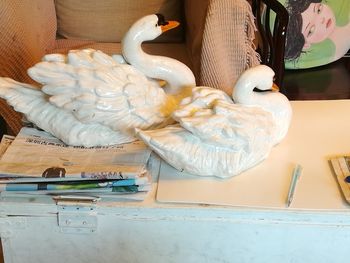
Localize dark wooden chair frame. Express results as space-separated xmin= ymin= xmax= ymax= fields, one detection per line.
xmin=252 ymin=0 xmax=289 ymax=93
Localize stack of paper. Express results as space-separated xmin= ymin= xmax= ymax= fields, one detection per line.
xmin=0 ymin=127 xmax=153 ymax=201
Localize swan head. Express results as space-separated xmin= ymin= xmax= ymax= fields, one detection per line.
xmin=122 ymin=14 xmax=196 ymax=95
xmin=232 ymin=65 xmax=276 ymax=104
xmin=233 ymin=65 xmax=292 ymax=145
xmin=123 ymin=14 xmax=180 ymax=43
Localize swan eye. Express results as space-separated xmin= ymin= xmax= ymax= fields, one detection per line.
xmin=156 ymin=13 xmax=169 ymax=26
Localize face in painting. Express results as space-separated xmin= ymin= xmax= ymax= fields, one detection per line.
xmin=301 ymin=3 xmax=336 ymax=48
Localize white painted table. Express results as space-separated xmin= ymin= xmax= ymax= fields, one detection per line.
xmin=1 ymin=100 xmax=350 ymax=263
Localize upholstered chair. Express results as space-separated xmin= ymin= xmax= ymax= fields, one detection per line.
xmin=0 ymin=0 xmax=259 ymax=135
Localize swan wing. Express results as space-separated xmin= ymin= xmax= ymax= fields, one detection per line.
xmin=136 ymin=123 xmax=273 ymax=178
xmin=172 ymin=87 xmax=275 ymax=152
xmin=43 ymin=49 xmax=125 ymax=67
xmin=0 ymin=78 xmax=130 ymax=146
xmin=28 ymin=49 xmax=170 ymax=137
xmin=176 ymin=101 xmax=276 ymax=152
xmin=136 ymin=99 xmax=276 ymax=178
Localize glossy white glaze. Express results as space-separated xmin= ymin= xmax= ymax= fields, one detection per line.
xmin=122 ymin=14 xmax=195 ymax=94
xmin=137 ymin=65 xmax=292 ymax=178
xmin=0 ymin=15 xmax=195 ymax=147
xmin=233 ymin=65 xmax=292 ymax=145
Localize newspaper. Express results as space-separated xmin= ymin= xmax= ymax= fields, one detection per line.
xmin=0 ymin=134 xmax=15 ymax=158
xmin=330 ymin=156 xmax=350 ymax=204
xmin=0 ymin=127 xmax=152 ymax=183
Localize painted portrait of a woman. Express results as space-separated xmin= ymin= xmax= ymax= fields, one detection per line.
xmin=283 ymin=0 xmax=350 ymax=68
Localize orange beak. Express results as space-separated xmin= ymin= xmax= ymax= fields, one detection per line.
xmin=161 ymin=21 xmax=180 ymax=33
xmin=271 ymin=83 xmax=280 ymax=92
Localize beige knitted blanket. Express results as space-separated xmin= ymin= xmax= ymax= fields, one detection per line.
xmin=199 ymin=0 xmax=260 ymax=95
xmin=0 ymin=0 xmax=259 ymax=135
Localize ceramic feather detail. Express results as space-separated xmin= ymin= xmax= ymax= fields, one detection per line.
xmin=137 ymin=65 xmax=293 ymax=178
xmin=28 ymin=49 xmax=174 ymax=134
xmin=0 ymin=14 xmax=195 ymax=147
xmin=0 ymin=78 xmax=127 ymax=146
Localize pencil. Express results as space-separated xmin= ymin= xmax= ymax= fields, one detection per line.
xmin=286 ymin=164 xmax=303 ymax=207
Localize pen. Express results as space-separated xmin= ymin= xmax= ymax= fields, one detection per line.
xmin=286 ymin=164 xmax=303 ymax=207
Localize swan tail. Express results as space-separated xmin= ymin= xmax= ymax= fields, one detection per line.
xmin=0 ymin=77 xmax=134 ymax=147
xmin=0 ymin=77 xmax=45 ymax=113
xmin=136 ymin=124 xmax=273 ymax=178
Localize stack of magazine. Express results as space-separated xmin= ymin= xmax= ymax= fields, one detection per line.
xmin=0 ymin=127 xmax=153 ymax=201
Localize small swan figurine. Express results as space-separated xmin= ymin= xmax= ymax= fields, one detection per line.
xmin=136 ymin=65 xmax=292 ymax=178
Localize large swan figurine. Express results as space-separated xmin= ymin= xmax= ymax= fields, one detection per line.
xmin=136 ymin=65 xmax=292 ymax=178
xmin=0 ymin=14 xmax=195 ymax=147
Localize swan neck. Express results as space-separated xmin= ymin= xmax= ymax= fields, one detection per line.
xmin=122 ymin=32 xmax=195 ymax=94
xmin=233 ymin=78 xmax=259 ymax=105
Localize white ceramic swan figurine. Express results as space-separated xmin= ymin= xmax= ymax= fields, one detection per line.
xmin=0 ymin=14 xmax=195 ymax=147
xmin=136 ymin=65 xmax=292 ymax=178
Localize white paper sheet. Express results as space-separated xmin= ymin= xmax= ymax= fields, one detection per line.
xmin=156 ymin=100 xmax=350 ymax=210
